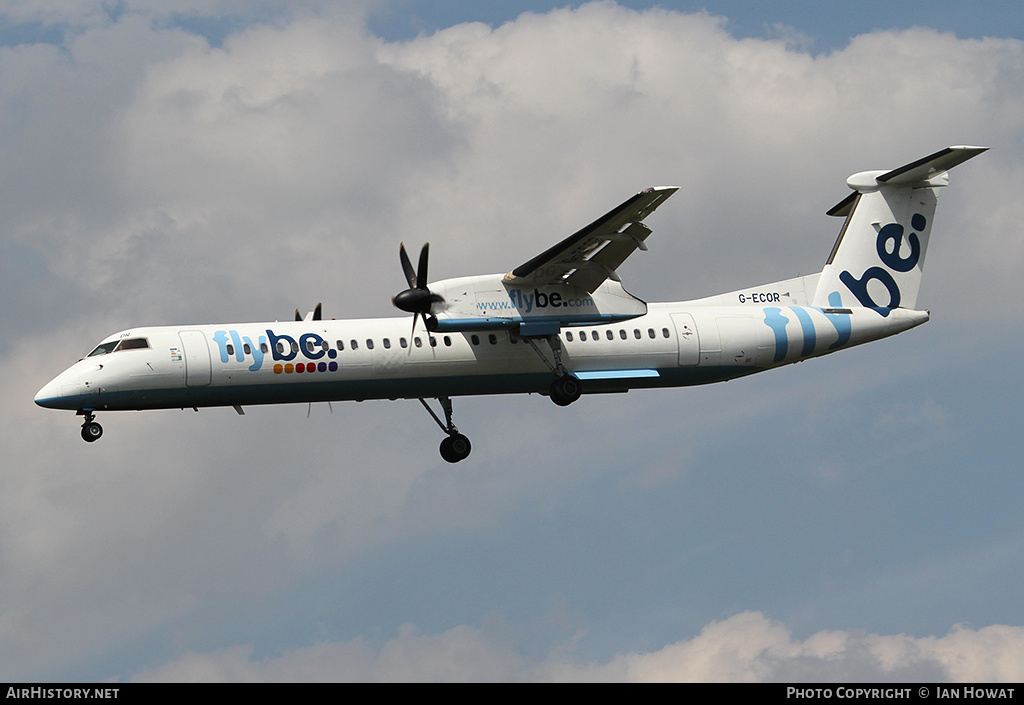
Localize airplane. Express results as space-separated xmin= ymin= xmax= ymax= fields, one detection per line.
xmin=35 ymin=146 xmax=986 ymax=462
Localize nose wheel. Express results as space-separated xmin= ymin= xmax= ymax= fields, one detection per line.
xmin=419 ymin=396 xmax=472 ymax=463
xmin=79 ymin=411 xmax=103 ymax=443
xmin=439 ymin=433 xmax=471 ymax=463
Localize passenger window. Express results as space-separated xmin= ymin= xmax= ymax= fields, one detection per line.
xmin=337 ymin=340 xmax=344 ymax=351
xmin=400 ymin=338 xmax=408 ymax=348
xmin=226 ymin=344 xmax=235 ymax=355
xmin=606 ymin=330 xmax=613 ymax=340
xmin=430 ymin=337 xmax=437 ymax=347
xmin=383 ymin=338 xmax=391 ymax=349
xmin=489 ymin=334 xmax=497 ymax=345
xmin=414 ymin=337 xmax=423 ymax=348
xmin=444 ymin=336 xmax=452 ymax=346
xmin=243 ymin=343 xmax=251 ymax=355
xmin=261 ymin=343 xmax=269 ymax=354
xmin=619 ymin=330 xmax=626 ymax=340
xmin=291 ymin=341 xmax=299 ymax=353
xmin=350 ymin=340 xmax=359 ymax=350
xmin=663 ymin=327 xmax=670 ymax=338
xmin=305 ymin=340 xmax=314 ymax=353
xmin=634 ymin=329 xmax=641 ymax=339
xmin=566 ymin=331 xmax=574 ymax=342
xmin=277 ymin=341 xmax=286 ymax=354
xmin=366 ymin=339 xmax=374 ymax=350
xmin=648 ymin=328 xmax=656 ymax=339
xmin=471 ymin=335 xmax=480 ymax=345
xmin=580 ymin=331 xmax=587 ymax=341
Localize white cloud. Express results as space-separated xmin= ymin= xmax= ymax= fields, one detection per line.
xmin=127 ymin=612 xmax=1024 ymax=681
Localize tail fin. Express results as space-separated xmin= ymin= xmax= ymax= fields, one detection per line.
xmin=812 ymin=146 xmax=987 ymax=313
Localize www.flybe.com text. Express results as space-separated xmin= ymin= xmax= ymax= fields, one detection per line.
xmin=502 ymin=288 xmax=594 ymax=313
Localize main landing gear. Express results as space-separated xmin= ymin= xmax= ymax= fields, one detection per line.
xmin=524 ymin=335 xmax=583 ymax=407
xmin=79 ymin=410 xmax=103 ymax=443
xmin=419 ymin=396 xmax=472 ymax=463
xmin=549 ymin=373 xmax=582 ymax=407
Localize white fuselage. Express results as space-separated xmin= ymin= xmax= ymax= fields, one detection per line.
xmin=34 ymin=300 xmax=928 ymax=413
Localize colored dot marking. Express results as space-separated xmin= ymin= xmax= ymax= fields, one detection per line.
xmin=296 ymin=363 xmax=305 ymax=373
xmin=317 ymin=362 xmax=327 ymax=372
xmin=273 ymin=363 xmax=283 ymax=374
xmin=285 ymin=363 xmax=294 ymax=374
xmin=328 ymin=361 xmax=338 ymax=372
xmin=912 ymin=213 xmax=927 ymax=231
xmin=328 ymin=349 xmax=337 ymax=359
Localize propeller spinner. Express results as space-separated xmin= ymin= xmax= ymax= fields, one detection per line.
xmin=393 ymin=243 xmax=443 ymax=332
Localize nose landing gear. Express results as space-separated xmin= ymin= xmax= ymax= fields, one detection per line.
xmin=78 ymin=410 xmax=103 ymax=443
xmin=419 ymin=396 xmax=471 ymax=463
xmin=439 ymin=432 xmax=472 ymax=464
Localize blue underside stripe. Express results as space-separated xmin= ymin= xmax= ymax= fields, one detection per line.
xmin=575 ymin=369 xmax=659 ymax=380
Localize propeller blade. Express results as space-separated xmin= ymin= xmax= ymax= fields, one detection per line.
xmin=416 ymin=243 xmax=430 ymax=290
xmin=313 ymin=302 xmax=322 ymax=321
xmin=394 ymin=242 xmax=444 ymax=322
xmin=408 ymin=311 xmax=419 ymax=355
xmin=294 ymin=308 xmax=302 ymax=321
xmin=399 ymin=243 xmax=417 ymax=289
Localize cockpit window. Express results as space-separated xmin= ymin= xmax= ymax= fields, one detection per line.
xmin=86 ymin=338 xmax=150 ymax=357
xmin=87 ymin=341 xmax=119 ymax=357
xmin=116 ymin=338 xmax=150 ymax=351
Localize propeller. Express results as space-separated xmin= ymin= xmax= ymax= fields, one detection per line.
xmin=393 ymin=243 xmax=443 ymax=336
xmin=295 ymin=302 xmax=323 ymax=321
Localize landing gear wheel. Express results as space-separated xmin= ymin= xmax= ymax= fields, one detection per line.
xmin=439 ymin=433 xmax=472 ymax=463
xmin=549 ymin=374 xmax=582 ymax=407
xmin=81 ymin=421 xmax=103 ymax=443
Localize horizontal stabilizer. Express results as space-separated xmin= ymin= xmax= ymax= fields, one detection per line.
xmin=877 ymin=145 xmax=988 ymax=185
xmin=828 ymin=146 xmax=988 ymax=214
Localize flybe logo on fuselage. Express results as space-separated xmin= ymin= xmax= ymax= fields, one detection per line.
xmin=507 ymin=288 xmax=594 ymax=312
xmin=838 ymin=214 xmax=925 ymax=316
xmin=212 ymin=329 xmax=339 ymax=373
xmin=477 ymin=288 xmax=596 ymax=315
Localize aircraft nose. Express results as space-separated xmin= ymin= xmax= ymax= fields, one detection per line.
xmin=34 ymin=379 xmax=62 ymax=408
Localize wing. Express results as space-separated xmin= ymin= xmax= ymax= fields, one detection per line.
xmin=503 ymin=186 xmax=678 ymax=293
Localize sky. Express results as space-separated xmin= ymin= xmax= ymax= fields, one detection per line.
xmin=2 ymin=0 xmax=1024 ymax=682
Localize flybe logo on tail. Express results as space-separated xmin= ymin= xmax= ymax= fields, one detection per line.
xmin=212 ymin=329 xmax=339 ymax=373
xmin=838 ymin=214 xmax=925 ymax=316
